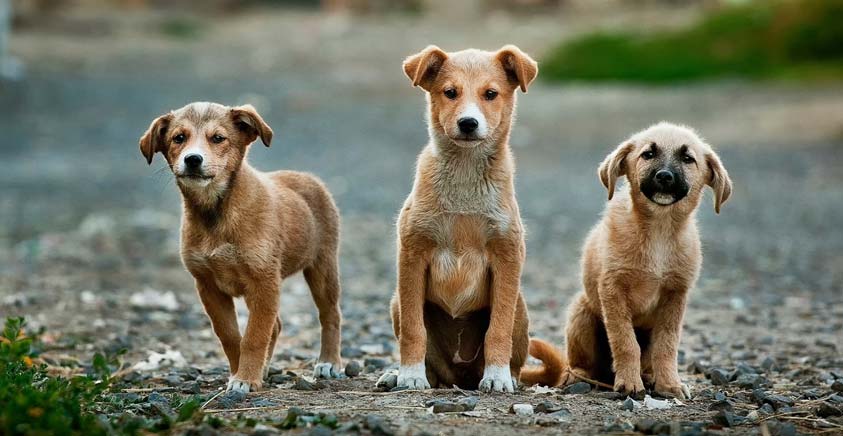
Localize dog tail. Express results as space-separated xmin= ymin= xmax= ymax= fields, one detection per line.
xmin=519 ymin=338 xmax=566 ymax=387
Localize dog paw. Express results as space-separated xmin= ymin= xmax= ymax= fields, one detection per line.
xmin=376 ymin=369 xmax=398 ymax=390
xmin=655 ymin=380 xmax=691 ymax=400
xmin=396 ymin=363 xmax=431 ymax=390
xmin=479 ymin=365 xmax=515 ymax=393
xmin=313 ymin=362 xmax=342 ymax=379
xmin=641 ymin=372 xmax=656 ymax=387
xmin=227 ymin=377 xmax=260 ymax=393
xmin=613 ymin=372 xmax=645 ymax=397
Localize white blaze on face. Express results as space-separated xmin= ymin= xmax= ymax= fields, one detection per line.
xmin=175 ymin=145 xmax=206 ymax=174
xmin=459 ymin=102 xmax=488 ymax=137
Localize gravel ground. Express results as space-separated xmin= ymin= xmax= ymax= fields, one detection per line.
xmin=1 ymin=7 xmax=842 ymax=435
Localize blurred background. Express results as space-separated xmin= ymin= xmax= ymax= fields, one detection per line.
xmin=0 ymin=0 xmax=841 ymax=389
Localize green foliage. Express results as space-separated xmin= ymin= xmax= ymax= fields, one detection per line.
xmin=542 ymin=0 xmax=843 ymax=83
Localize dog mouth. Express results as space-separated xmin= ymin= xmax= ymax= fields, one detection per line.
xmin=450 ymin=136 xmax=486 ymax=147
xmin=176 ymin=173 xmax=214 ymax=181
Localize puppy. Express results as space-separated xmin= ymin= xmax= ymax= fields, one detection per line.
xmin=139 ymin=102 xmax=343 ymax=393
xmin=376 ymin=45 xmax=561 ymax=392
xmin=528 ymin=122 xmax=733 ymax=397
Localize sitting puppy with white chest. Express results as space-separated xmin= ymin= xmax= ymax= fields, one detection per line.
xmin=529 ymin=122 xmax=733 ymax=398
xmin=139 ymin=102 xmax=343 ymax=393
xmin=376 ymin=45 xmax=562 ymax=393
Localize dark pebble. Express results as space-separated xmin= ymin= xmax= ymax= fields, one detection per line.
xmin=217 ymin=390 xmax=246 ymax=409
xmin=766 ymin=420 xmax=797 ymax=436
xmin=269 ymin=373 xmax=293 ymax=385
xmin=594 ymin=391 xmax=626 ymax=400
xmin=816 ymin=402 xmax=843 ymax=418
xmin=712 ymin=410 xmax=744 ymax=427
xmin=560 ymin=382 xmax=591 ymax=395
xmin=759 ymin=403 xmax=775 ymax=414
xmin=535 ymin=401 xmax=564 ymax=414
xmin=345 ymin=360 xmax=362 ymax=377
xmin=621 ymin=397 xmax=635 ymax=411
xmin=710 ymin=368 xmax=731 ymax=386
xmin=736 ymin=374 xmax=765 ymax=389
xmin=181 ymin=381 xmax=201 ymax=394
xmin=427 ymin=396 xmax=478 ymax=413
xmin=714 ymin=391 xmax=727 ymax=401
xmin=293 ymin=377 xmax=321 ymax=391
xmin=829 ymin=394 xmax=843 ymax=404
xmin=734 ymin=362 xmax=758 ymax=377
xmin=761 ymin=356 xmax=779 ymax=372
xmin=832 ymin=380 xmax=843 ymax=393
xmin=252 ymin=398 xmax=277 ymax=408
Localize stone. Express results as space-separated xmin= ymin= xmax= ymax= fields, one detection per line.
xmin=560 ymin=382 xmax=591 ymax=395
xmin=816 ymin=402 xmax=842 ymax=418
xmin=344 ymin=360 xmax=362 ymax=377
xmin=293 ymin=377 xmax=320 ymax=391
xmin=621 ymin=397 xmax=635 ymax=411
xmin=534 ymin=401 xmax=564 ymax=413
xmin=708 ymin=400 xmax=734 ymax=412
xmin=510 ymin=404 xmax=534 ymax=416
xmin=428 ymin=396 xmax=478 ymax=413
xmin=710 ymin=368 xmax=731 ymax=386
xmin=712 ymin=410 xmax=744 ymax=427
xmin=735 ymin=374 xmax=765 ymax=389
xmin=832 ymin=380 xmax=843 ymax=393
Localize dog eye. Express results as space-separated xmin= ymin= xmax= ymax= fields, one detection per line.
xmin=444 ymin=88 xmax=458 ymax=100
xmin=641 ymin=150 xmax=655 ymax=160
xmin=173 ymin=134 xmax=186 ymax=144
xmin=681 ymin=154 xmax=695 ymax=164
xmin=211 ymin=134 xmax=226 ymax=144
xmin=484 ymin=89 xmax=498 ymax=101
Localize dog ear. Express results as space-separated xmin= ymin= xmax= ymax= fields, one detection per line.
xmin=496 ymin=45 xmax=538 ymax=93
xmin=705 ymin=151 xmax=732 ymax=214
xmin=139 ymin=113 xmax=173 ymax=165
xmin=598 ymin=142 xmax=635 ymax=200
xmin=231 ymin=104 xmax=273 ymax=147
xmin=403 ymin=45 xmax=449 ymax=91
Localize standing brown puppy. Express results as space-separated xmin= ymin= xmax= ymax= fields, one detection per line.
xmin=139 ymin=102 xmax=343 ymax=393
xmin=376 ymin=45 xmax=560 ymax=392
xmin=528 ymin=122 xmax=732 ymax=397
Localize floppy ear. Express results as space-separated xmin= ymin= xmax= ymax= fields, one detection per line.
xmin=403 ymin=45 xmax=449 ymax=91
xmin=496 ymin=45 xmax=538 ymax=93
xmin=705 ymin=151 xmax=732 ymax=214
xmin=598 ymin=142 xmax=635 ymax=200
xmin=139 ymin=113 xmax=172 ymax=165
xmin=231 ymin=104 xmax=273 ymax=147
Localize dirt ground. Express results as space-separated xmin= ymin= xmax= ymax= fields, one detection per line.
xmin=1 ymin=6 xmax=842 ymax=435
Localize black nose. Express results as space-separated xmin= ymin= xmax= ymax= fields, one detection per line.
xmin=184 ymin=154 xmax=203 ymax=169
xmin=655 ymin=170 xmax=674 ymax=185
xmin=458 ymin=117 xmax=479 ymax=134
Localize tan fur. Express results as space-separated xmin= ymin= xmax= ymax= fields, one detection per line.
xmin=385 ymin=45 xmax=554 ymax=392
xmin=561 ymin=122 xmax=733 ymax=399
xmin=139 ymin=102 xmax=343 ymax=392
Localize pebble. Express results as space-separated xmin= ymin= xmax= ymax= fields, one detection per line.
xmin=252 ymin=399 xmax=277 ymax=408
xmin=293 ymin=377 xmax=321 ymax=391
xmin=712 ymin=410 xmax=744 ymax=427
xmin=710 ymin=368 xmax=731 ymax=386
xmin=269 ymin=373 xmax=293 ymax=385
xmin=766 ymin=420 xmax=797 ymax=436
xmin=560 ymin=382 xmax=591 ymax=395
xmin=510 ymin=404 xmax=534 ymax=416
xmin=621 ymin=397 xmax=635 ymax=411
xmin=181 ymin=381 xmax=201 ymax=394
xmin=427 ymin=396 xmax=478 ymax=413
xmin=708 ymin=400 xmax=733 ymax=412
xmin=714 ymin=391 xmax=727 ymax=401
xmin=534 ymin=401 xmax=564 ymax=414
xmin=344 ymin=360 xmax=362 ymax=377
xmin=736 ymin=374 xmax=765 ymax=389
xmin=753 ymin=389 xmax=795 ymax=410
xmin=832 ymin=380 xmax=843 ymax=392
xmin=761 ymin=356 xmax=779 ymax=372
xmin=816 ymin=402 xmax=842 ymax=418
xmin=548 ymin=408 xmax=573 ymax=422
xmin=217 ymin=390 xmax=246 ymax=409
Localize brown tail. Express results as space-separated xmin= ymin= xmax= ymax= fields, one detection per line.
xmin=519 ymin=338 xmax=566 ymax=387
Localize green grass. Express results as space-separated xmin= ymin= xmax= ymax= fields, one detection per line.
xmin=542 ymin=0 xmax=843 ymax=83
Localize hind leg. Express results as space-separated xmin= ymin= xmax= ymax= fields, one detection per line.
xmin=509 ymin=295 xmax=529 ymax=386
xmin=263 ymin=317 xmax=281 ymax=380
xmin=304 ymin=255 xmax=343 ymax=379
xmin=563 ymin=293 xmax=602 ymax=385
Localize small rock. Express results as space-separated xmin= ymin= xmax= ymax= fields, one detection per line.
xmin=560 ymin=382 xmax=591 ymax=395
xmin=428 ymin=396 xmax=478 ymax=413
xmin=766 ymin=420 xmax=797 ymax=436
xmin=217 ymin=390 xmax=246 ymax=409
xmin=164 ymin=374 xmax=183 ymax=386
xmin=708 ymin=400 xmax=733 ymax=412
xmin=816 ymin=402 xmax=842 ymax=418
xmin=746 ymin=410 xmax=760 ymax=422
xmin=269 ymin=373 xmax=293 ymax=385
xmin=832 ymin=380 xmax=843 ymax=393
xmin=181 ymin=381 xmax=201 ymax=394
xmin=621 ymin=397 xmax=635 ymax=411
xmin=510 ymin=404 xmax=534 ymax=416
xmin=710 ymin=368 xmax=731 ymax=386
xmin=594 ymin=391 xmax=626 ymax=400
xmin=714 ymin=391 xmax=727 ymax=401
xmin=534 ymin=401 xmax=563 ymax=414
xmin=735 ymin=374 xmax=765 ymax=389
xmin=548 ymin=408 xmax=573 ymax=422
xmin=761 ymin=356 xmax=779 ymax=372
xmin=830 ymin=394 xmax=843 ymax=404
xmin=345 ymin=360 xmax=362 ymax=377
xmin=712 ymin=410 xmax=744 ymax=427
xmin=293 ymin=377 xmax=321 ymax=391
xmin=252 ymin=399 xmax=277 ymax=408
xmin=759 ymin=403 xmax=775 ymax=414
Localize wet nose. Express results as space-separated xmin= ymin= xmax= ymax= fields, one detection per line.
xmin=184 ymin=154 xmax=203 ymax=169
xmin=655 ymin=169 xmax=674 ymax=185
xmin=458 ymin=117 xmax=479 ymax=134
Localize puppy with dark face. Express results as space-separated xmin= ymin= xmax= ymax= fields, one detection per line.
xmin=375 ymin=45 xmax=563 ymax=393
xmin=139 ymin=102 xmax=344 ymax=393
xmin=525 ymin=122 xmax=733 ymax=397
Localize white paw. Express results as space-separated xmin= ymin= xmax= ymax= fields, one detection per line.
xmin=226 ymin=377 xmax=256 ymax=393
xmin=479 ymin=365 xmax=515 ymax=393
xmin=397 ymin=363 xmax=431 ymax=390
xmin=313 ymin=362 xmax=342 ymax=379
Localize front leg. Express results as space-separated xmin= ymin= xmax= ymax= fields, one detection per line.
xmin=396 ymin=245 xmax=431 ymax=390
xmin=196 ymin=279 xmax=242 ymax=376
xmin=650 ymin=289 xmax=690 ymax=399
xmin=480 ymin=239 xmax=523 ymax=393
xmin=599 ymin=279 xmax=645 ymax=396
xmin=228 ymin=277 xmax=280 ymax=393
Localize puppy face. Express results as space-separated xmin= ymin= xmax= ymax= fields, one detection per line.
xmin=403 ymin=45 xmax=537 ymax=148
xmin=599 ymin=122 xmax=733 ymax=213
xmin=139 ymin=102 xmax=272 ymax=195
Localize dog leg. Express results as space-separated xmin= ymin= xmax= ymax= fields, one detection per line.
xmin=599 ymin=282 xmax=645 ymax=396
xmin=564 ymin=293 xmax=600 ymax=385
xmin=395 ymin=247 xmax=431 ymax=390
xmin=650 ymin=290 xmax=690 ymax=399
xmin=263 ymin=317 xmax=281 ymax=380
xmin=196 ymin=280 xmax=242 ymax=376
xmin=479 ymin=251 xmax=522 ymax=393
xmin=304 ymin=260 xmax=343 ymax=379
xmin=228 ymin=281 xmax=280 ymax=393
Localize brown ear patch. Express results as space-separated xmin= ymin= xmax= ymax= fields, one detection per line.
xmin=403 ymin=45 xmax=449 ymax=91
xmin=598 ymin=142 xmax=635 ymax=200
xmin=496 ymin=45 xmax=538 ymax=93
xmin=139 ymin=113 xmax=173 ymax=165
xmin=705 ymin=151 xmax=733 ymax=214
xmin=231 ymin=104 xmax=273 ymax=147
